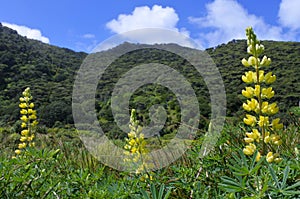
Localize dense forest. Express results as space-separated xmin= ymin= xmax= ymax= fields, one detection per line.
xmin=0 ymin=23 xmax=299 ymax=138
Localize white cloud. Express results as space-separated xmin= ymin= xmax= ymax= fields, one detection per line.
xmin=279 ymin=0 xmax=300 ymax=30
xmin=107 ymin=5 xmax=179 ymax=33
xmin=82 ymin=33 xmax=95 ymax=39
xmin=189 ymin=0 xmax=290 ymax=48
xmin=2 ymin=22 xmax=50 ymax=43
xmin=105 ymin=5 xmax=200 ymax=49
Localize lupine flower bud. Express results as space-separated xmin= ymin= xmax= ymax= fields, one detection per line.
xmin=242 ymin=58 xmax=250 ymax=67
xmin=264 ymin=136 xmax=271 ymax=143
xmin=242 ymin=71 xmax=255 ymax=83
xmin=274 ymin=157 xmax=282 ymax=163
xmin=21 ymin=122 xmax=27 ymax=128
xmin=247 ymin=45 xmax=253 ymax=54
xmin=29 ymin=142 xmax=35 ymax=147
xmin=252 ymin=129 xmax=261 ymax=141
xmin=254 ymin=85 xmax=260 ymax=97
xmin=19 ymin=103 xmax=27 ymax=109
xmin=268 ymin=103 xmax=279 ymax=115
xmin=244 ymin=114 xmax=257 ymax=126
xmin=262 ymin=87 xmax=275 ymax=99
xmin=272 ymin=118 xmax=283 ymax=130
xmin=243 ymin=143 xmax=256 ymax=155
xmin=261 ymin=101 xmax=269 ymax=114
xmin=248 ymin=56 xmax=257 ymax=66
xmin=20 ymin=109 xmax=27 ymax=115
xmin=18 ymin=143 xmax=27 ymax=149
xmin=256 ymin=152 xmax=261 ymax=162
xmin=244 ymin=137 xmax=254 ymax=143
xmin=21 ymin=129 xmax=29 ymax=136
xmin=243 ymin=98 xmax=259 ymax=113
xmin=20 ymin=136 xmax=27 ymax=142
xmin=264 ymin=72 xmax=276 ymax=84
xmin=242 ymin=87 xmax=254 ymax=98
xmin=15 ymin=149 xmax=21 ymax=155
xmin=266 ymin=152 xmax=274 ymax=163
xmin=258 ymin=116 xmax=269 ymax=127
xmin=260 ymin=55 xmax=271 ymax=66
xmin=256 ymin=44 xmax=264 ymax=55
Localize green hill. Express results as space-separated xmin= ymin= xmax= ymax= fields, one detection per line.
xmin=0 ymin=23 xmax=299 ymax=137
xmin=0 ymin=23 xmax=87 ymax=127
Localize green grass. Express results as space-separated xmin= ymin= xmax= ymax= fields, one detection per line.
xmin=1 ymin=114 xmax=299 ymax=198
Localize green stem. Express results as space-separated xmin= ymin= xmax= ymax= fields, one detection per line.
xmin=254 ymin=48 xmax=266 ymax=155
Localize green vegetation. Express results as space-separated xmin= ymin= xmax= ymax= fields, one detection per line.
xmin=0 ymin=23 xmax=86 ymax=127
xmin=1 ymin=117 xmax=299 ymax=198
xmin=1 ymin=23 xmax=299 ymax=131
xmin=0 ymin=24 xmax=299 ymax=198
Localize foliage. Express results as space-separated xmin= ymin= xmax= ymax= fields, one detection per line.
xmin=0 ymin=120 xmax=299 ymax=198
xmin=1 ymin=23 xmax=299 ymax=136
xmin=219 ymin=150 xmax=300 ymax=198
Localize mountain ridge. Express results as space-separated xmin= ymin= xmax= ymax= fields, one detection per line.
xmin=0 ymin=23 xmax=299 ymax=131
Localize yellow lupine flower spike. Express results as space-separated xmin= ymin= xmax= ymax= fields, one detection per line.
xmin=241 ymin=27 xmax=282 ymax=162
xmin=14 ymin=87 xmax=38 ymax=157
xmin=123 ymin=109 xmax=152 ymax=177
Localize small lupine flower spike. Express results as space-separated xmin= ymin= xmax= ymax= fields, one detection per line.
xmin=241 ymin=27 xmax=283 ymax=163
xmin=124 ymin=109 xmax=153 ymax=180
xmin=14 ymin=87 xmax=38 ymax=157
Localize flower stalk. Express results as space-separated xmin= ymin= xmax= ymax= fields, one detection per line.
xmin=124 ymin=109 xmax=153 ymax=181
xmin=241 ymin=27 xmax=283 ymax=163
xmin=14 ymin=87 xmax=38 ymax=156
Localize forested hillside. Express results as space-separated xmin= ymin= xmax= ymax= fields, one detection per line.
xmin=0 ymin=23 xmax=299 ymax=134
xmin=0 ymin=23 xmax=87 ymax=127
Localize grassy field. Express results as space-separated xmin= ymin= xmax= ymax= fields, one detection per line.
xmin=1 ymin=112 xmax=299 ymax=198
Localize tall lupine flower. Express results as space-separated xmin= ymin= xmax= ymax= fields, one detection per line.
xmin=124 ymin=109 xmax=153 ymax=180
xmin=241 ymin=27 xmax=283 ymax=163
xmin=14 ymin=87 xmax=38 ymax=156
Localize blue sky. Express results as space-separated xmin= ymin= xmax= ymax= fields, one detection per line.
xmin=1 ymin=0 xmax=299 ymax=52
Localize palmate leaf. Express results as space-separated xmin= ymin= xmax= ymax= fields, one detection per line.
xmin=281 ymin=166 xmax=290 ymax=189
xmin=227 ymin=150 xmax=263 ymax=177
xmin=158 ymin=184 xmax=165 ymax=199
xmin=228 ymin=152 xmax=249 ymax=176
xmin=285 ymin=181 xmax=300 ymax=191
xmin=140 ymin=189 xmax=150 ymax=199
xmin=141 ymin=183 xmax=172 ymax=199
xmin=268 ymin=165 xmax=300 ymax=197
xmin=268 ymin=164 xmax=280 ymax=188
xmin=150 ymin=183 xmax=157 ymax=199
xmin=219 ymin=176 xmax=245 ymax=192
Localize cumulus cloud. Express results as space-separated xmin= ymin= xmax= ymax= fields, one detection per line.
xmin=279 ymin=0 xmax=300 ymax=30
xmin=105 ymin=5 xmax=199 ymax=49
xmin=2 ymin=22 xmax=50 ymax=43
xmin=189 ymin=0 xmax=290 ymax=48
xmin=107 ymin=5 xmax=179 ymax=33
